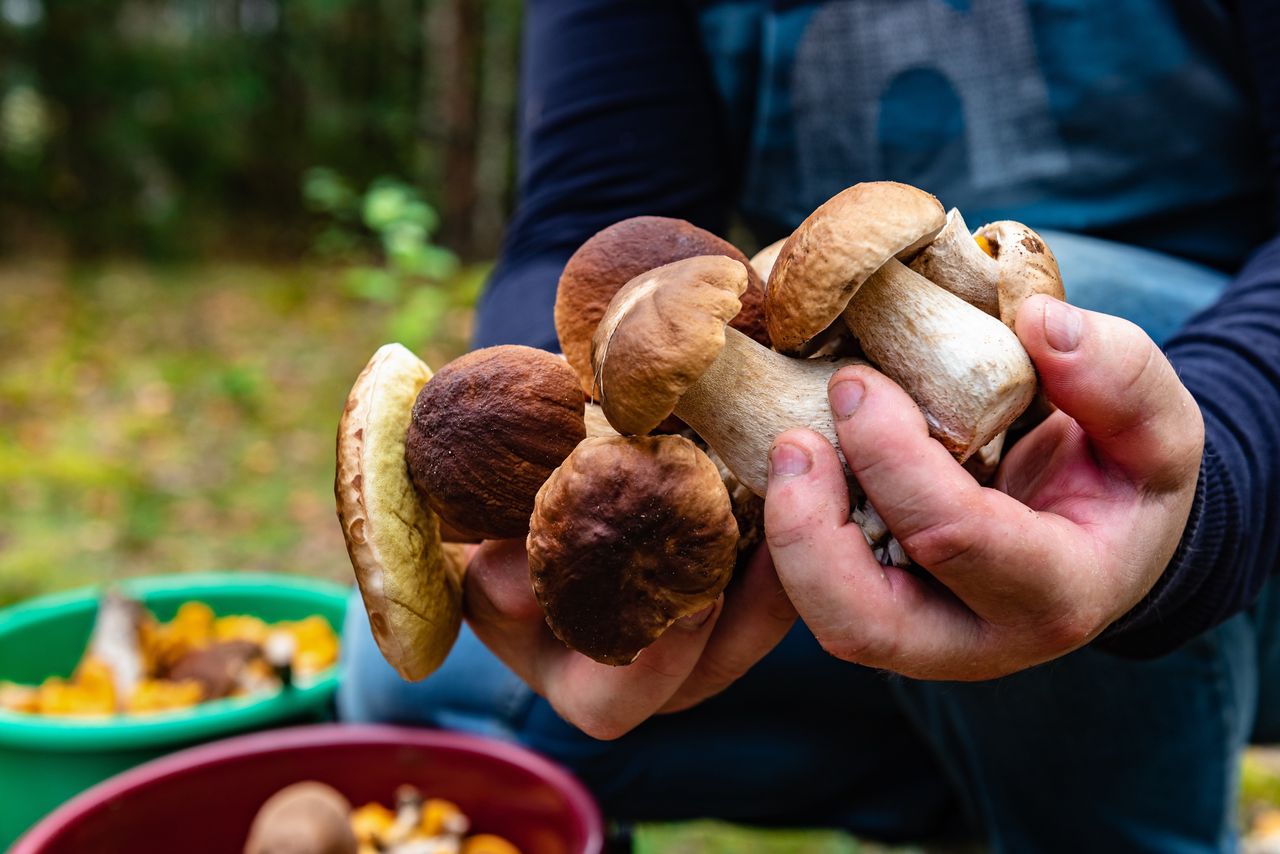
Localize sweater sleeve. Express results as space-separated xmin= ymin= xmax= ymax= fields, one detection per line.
xmin=471 ymin=0 xmax=733 ymax=351
xmin=1094 ymin=0 xmax=1280 ymax=656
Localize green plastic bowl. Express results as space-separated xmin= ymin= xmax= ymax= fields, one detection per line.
xmin=0 ymin=572 xmax=349 ymax=846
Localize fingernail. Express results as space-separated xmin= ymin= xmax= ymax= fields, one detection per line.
xmin=770 ymin=441 xmax=812 ymax=477
xmin=677 ymin=604 xmax=715 ymax=630
xmin=1043 ymin=300 xmax=1082 ymax=352
xmin=830 ymin=379 xmax=865 ymax=420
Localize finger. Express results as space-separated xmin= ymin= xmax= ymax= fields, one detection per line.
xmin=1016 ymin=295 xmax=1203 ymax=488
xmin=764 ymin=427 xmax=991 ymax=677
xmin=462 ymin=539 xmax=547 ymax=688
xmin=660 ymin=544 xmax=798 ymax=713
xmin=537 ymin=598 xmax=722 ymax=740
xmin=826 ymin=366 xmax=1083 ymax=618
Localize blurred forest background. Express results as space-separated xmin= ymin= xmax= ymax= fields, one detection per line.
xmin=0 ymin=0 xmax=519 ymax=603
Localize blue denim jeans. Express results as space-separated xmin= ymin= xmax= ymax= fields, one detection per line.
xmin=339 ymin=233 xmax=1270 ymax=852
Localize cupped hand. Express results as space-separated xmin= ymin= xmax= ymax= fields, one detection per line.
xmin=765 ymin=295 xmax=1204 ymax=680
xmin=462 ymin=537 xmax=796 ymax=740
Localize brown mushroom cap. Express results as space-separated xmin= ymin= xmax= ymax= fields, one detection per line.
xmin=405 ymin=345 xmax=586 ymax=540
xmin=336 ymin=344 xmax=465 ymax=682
xmin=527 ymin=435 xmax=738 ymax=666
xmin=554 ymin=216 xmax=769 ymax=397
xmin=592 ymin=255 xmax=746 ymax=436
xmin=975 ymin=220 xmax=1066 ymax=327
xmin=765 ymin=182 xmax=946 ymax=352
xmin=244 ymin=782 xmax=356 ymax=854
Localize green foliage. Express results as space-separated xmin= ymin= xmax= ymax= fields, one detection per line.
xmin=303 ymin=168 xmax=484 ymax=349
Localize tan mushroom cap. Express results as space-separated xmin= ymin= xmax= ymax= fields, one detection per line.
xmin=336 ymin=344 xmax=465 ymax=682
xmin=592 ymin=255 xmax=746 ymax=436
xmin=749 ymin=237 xmax=788 ymax=281
xmin=245 ymin=782 xmax=356 ymax=854
xmin=405 ymin=345 xmax=586 ymax=540
xmin=528 ymin=435 xmax=738 ymax=666
xmin=766 ymin=182 xmax=946 ymax=352
xmin=554 ymin=216 xmax=769 ymax=397
xmin=975 ymin=221 xmax=1066 ymax=327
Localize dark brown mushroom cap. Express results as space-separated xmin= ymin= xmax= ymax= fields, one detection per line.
xmin=406 ymin=345 xmax=586 ymax=539
xmin=554 ymin=216 xmax=769 ymax=398
xmin=765 ymin=182 xmax=946 ymax=353
xmin=591 ymin=255 xmax=746 ymax=436
xmin=244 ymin=782 xmax=356 ymax=854
xmin=528 ymin=435 xmax=738 ymax=666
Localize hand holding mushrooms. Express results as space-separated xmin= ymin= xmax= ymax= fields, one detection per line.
xmin=335 ymin=180 xmax=1204 ymax=732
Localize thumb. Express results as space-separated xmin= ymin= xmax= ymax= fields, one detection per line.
xmin=1015 ymin=295 xmax=1203 ymax=488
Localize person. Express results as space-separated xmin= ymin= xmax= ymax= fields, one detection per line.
xmin=341 ymin=1 xmax=1280 ymax=850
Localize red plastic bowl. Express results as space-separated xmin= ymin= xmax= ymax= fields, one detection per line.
xmin=13 ymin=724 xmax=604 ymax=854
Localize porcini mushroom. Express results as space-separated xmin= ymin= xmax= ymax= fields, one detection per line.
xmin=908 ymin=210 xmax=1066 ymax=329
xmin=528 ymin=435 xmax=738 ymax=665
xmin=907 ymin=208 xmax=999 ymax=316
xmin=336 ymin=344 xmax=466 ymax=681
xmin=749 ymin=238 xmax=788 ymax=281
xmin=975 ymin=220 xmax=1066 ymax=328
xmin=554 ymin=216 xmax=770 ymax=398
xmin=244 ymin=782 xmax=356 ymax=854
xmin=405 ymin=345 xmax=586 ymax=540
xmin=591 ymin=254 xmax=866 ymax=496
xmin=767 ymin=182 xmax=1037 ymax=459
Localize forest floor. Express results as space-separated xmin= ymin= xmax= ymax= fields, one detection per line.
xmin=2 ymin=259 xmax=1279 ymax=852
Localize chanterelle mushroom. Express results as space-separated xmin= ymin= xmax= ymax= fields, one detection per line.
xmin=767 ymin=182 xmax=1037 ymax=460
xmin=336 ymin=344 xmax=465 ymax=681
xmin=528 ymin=435 xmax=738 ymax=666
xmin=405 ymin=345 xmax=586 ymax=540
xmin=554 ymin=215 xmax=770 ymax=398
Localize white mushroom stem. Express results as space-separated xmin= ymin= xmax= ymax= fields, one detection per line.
xmin=907 ymin=208 xmax=998 ymax=316
xmin=673 ymin=326 xmax=863 ymax=497
xmin=843 ymin=258 xmax=1036 ymax=461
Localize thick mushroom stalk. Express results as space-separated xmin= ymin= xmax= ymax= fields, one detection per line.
xmin=592 ymin=256 xmax=863 ymax=496
xmin=843 ymin=258 xmax=1036 ymax=459
xmin=528 ymin=435 xmax=738 ymax=666
xmin=766 ymin=182 xmax=1037 ymax=461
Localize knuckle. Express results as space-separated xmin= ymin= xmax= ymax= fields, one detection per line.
xmin=814 ymin=624 xmax=898 ymax=668
xmin=567 ymin=707 xmax=632 ymax=742
xmin=898 ymin=516 xmax=980 ymax=571
xmin=1038 ymin=607 xmax=1101 ymax=653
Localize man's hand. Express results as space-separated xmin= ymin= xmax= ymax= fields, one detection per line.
xmin=765 ymin=295 xmax=1204 ymax=680
xmin=463 ymin=537 xmax=796 ymax=740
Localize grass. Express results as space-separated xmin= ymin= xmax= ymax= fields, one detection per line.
xmin=3 ymin=258 xmax=1280 ymax=851
xmin=0 ymin=259 xmax=476 ymax=605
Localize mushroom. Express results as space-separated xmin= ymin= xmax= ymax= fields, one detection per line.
xmin=86 ymin=590 xmax=149 ymax=709
xmin=907 ymin=207 xmax=999 ymax=316
xmin=591 ymin=254 xmax=865 ymax=497
xmin=244 ymin=782 xmax=357 ymax=854
xmin=908 ymin=209 xmax=1066 ymax=329
xmin=767 ymin=182 xmax=1037 ymax=459
xmin=975 ymin=220 xmax=1066 ymax=328
xmin=527 ymin=435 xmax=738 ymax=665
xmin=749 ymin=237 xmax=788 ymax=281
xmin=336 ymin=343 xmax=466 ymax=681
xmin=167 ymin=639 xmax=261 ymax=699
xmin=404 ymin=345 xmax=586 ymax=540
xmin=554 ymin=215 xmax=770 ymax=398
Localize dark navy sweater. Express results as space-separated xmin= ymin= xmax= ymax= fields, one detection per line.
xmin=473 ymin=0 xmax=1280 ymax=658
